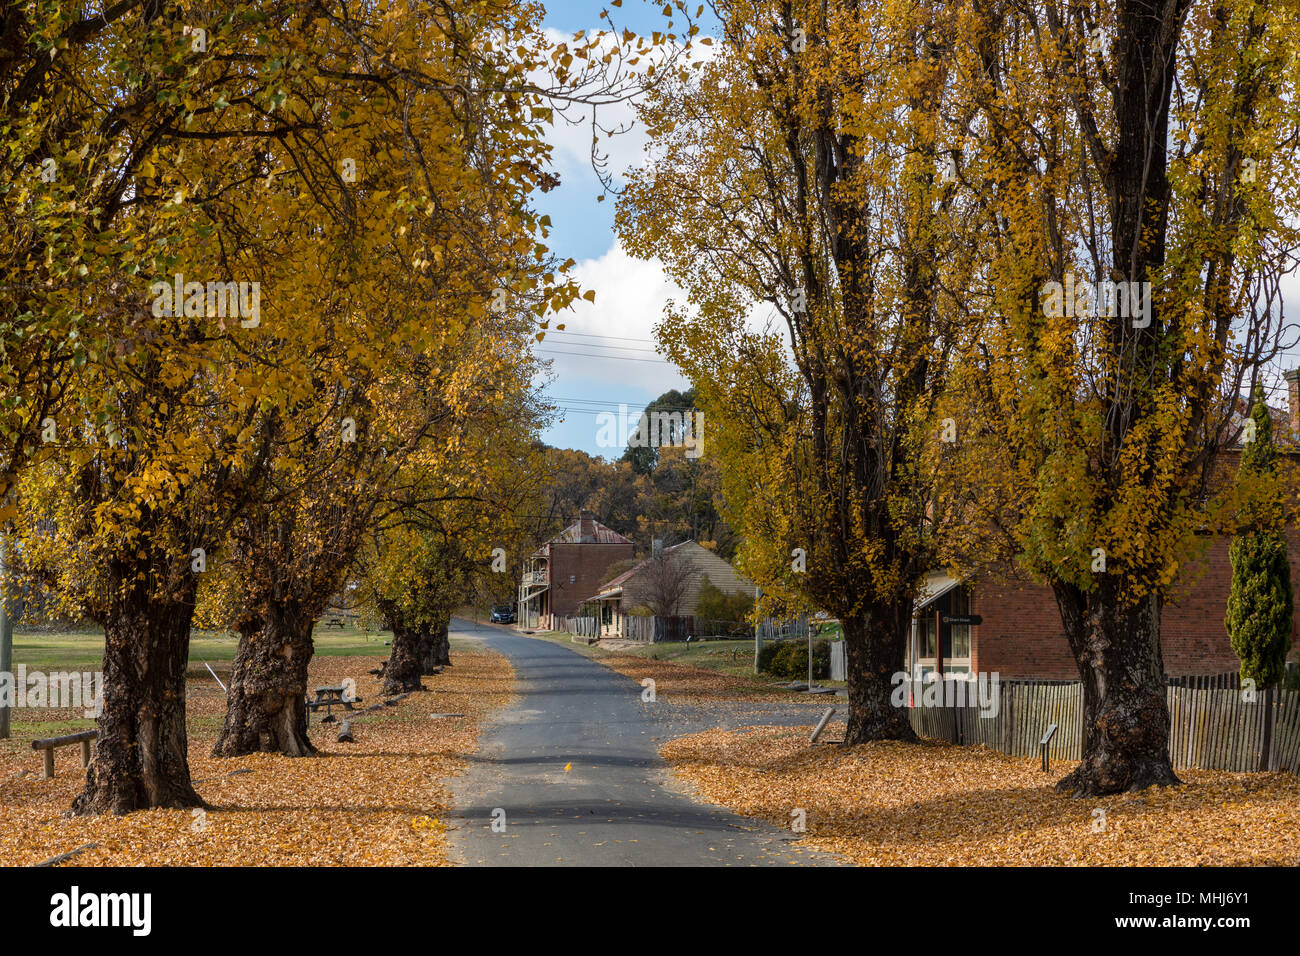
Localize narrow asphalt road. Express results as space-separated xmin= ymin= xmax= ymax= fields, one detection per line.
xmin=446 ymin=619 xmax=840 ymax=866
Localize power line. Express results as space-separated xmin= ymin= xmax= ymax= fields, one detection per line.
xmin=543 ymin=395 xmax=695 ymax=407
xmin=537 ymin=340 xmax=663 ymax=355
xmin=536 ymin=348 xmax=677 ymax=364
xmin=544 ymin=330 xmax=657 ymax=344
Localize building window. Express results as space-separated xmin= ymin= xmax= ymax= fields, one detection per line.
xmin=922 ymin=618 xmax=937 ymax=658
xmin=913 ymin=585 xmax=973 ymax=676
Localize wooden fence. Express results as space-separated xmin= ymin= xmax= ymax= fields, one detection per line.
xmin=557 ymin=616 xmax=599 ymax=638
xmin=901 ymin=674 xmax=1300 ymax=773
xmin=691 ymin=618 xmax=753 ymax=639
xmin=903 ymin=678 xmax=1084 ymax=761
xmin=623 ymin=615 xmax=691 ymax=643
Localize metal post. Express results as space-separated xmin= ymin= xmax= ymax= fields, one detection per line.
xmin=807 ymin=615 xmax=814 ymax=691
xmin=0 ymin=536 xmax=12 ymax=740
xmin=810 ymin=707 xmax=836 ymax=744
xmin=1040 ymin=723 xmax=1058 ymax=772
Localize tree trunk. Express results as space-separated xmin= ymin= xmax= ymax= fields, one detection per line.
xmin=382 ymin=623 xmax=425 ymax=695
xmin=842 ymin=602 xmax=916 ymax=745
xmin=419 ymin=620 xmax=451 ymax=672
xmin=73 ymin=590 xmax=203 ymax=815
xmin=1052 ymin=582 xmax=1180 ymax=795
xmin=212 ymin=605 xmax=317 ymax=757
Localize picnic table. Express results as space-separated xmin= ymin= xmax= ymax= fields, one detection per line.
xmin=306 ymin=684 xmax=362 ymax=724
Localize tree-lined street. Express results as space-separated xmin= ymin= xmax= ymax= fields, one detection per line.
xmin=447 ymin=620 xmax=839 ymax=866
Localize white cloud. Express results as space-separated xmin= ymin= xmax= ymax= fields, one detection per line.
xmin=533 ymin=241 xmax=689 ymax=393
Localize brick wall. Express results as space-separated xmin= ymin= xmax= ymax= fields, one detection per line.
xmin=972 ymin=528 xmax=1300 ymax=679
xmin=546 ymin=542 xmax=635 ymax=620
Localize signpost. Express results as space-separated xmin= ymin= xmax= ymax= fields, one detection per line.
xmin=1040 ymin=723 xmax=1059 ymax=772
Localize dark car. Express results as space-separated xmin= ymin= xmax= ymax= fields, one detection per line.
xmin=489 ymin=604 xmax=516 ymax=624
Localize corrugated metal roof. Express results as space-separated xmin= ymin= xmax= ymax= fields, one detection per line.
xmin=532 ymin=517 xmax=633 ymax=555
xmin=550 ymin=520 xmax=633 ymax=544
xmin=586 ymin=542 xmax=700 ymax=600
xmin=596 ymin=565 xmax=639 ymax=592
xmin=915 ymin=571 xmax=965 ymax=611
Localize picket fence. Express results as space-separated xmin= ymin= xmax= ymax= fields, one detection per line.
xmin=900 ymin=673 xmax=1300 ymax=773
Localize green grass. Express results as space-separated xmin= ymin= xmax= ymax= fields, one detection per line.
xmin=620 ymin=638 xmax=760 ymax=679
xmin=521 ymin=630 xmax=847 ymax=688
xmin=8 ymin=624 xmax=393 ymax=673
xmin=813 ymin=621 xmax=843 ymax=641
xmin=526 ymin=631 xmax=760 ymax=679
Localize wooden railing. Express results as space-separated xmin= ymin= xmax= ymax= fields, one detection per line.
xmin=31 ymin=729 xmax=97 ymax=779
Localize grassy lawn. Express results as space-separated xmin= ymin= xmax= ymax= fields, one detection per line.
xmin=1 ymin=643 xmax=515 ymax=866
xmin=8 ymin=624 xmax=393 ymax=673
xmin=618 ymin=638 xmax=760 ymax=679
xmin=524 ymin=630 xmax=757 ymax=672
xmin=520 ymin=629 xmax=847 ymax=694
xmin=0 ymin=629 xmax=476 ymax=743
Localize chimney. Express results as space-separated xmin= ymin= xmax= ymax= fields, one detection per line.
xmin=652 ymin=538 xmax=663 ymax=557
xmin=1287 ymin=370 xmax=1300 ymax=440
xmin=578 ymin=509 xmax=595 ymax=543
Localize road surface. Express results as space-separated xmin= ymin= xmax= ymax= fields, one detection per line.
xmin=446 ymin=619 xmax=839 ymax=866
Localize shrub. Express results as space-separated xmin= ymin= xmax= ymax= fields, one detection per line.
xmin=695 ymin=578 xmax=755 ymax=623
xmin=759 ymin=639 xmax=831 ymax=680
xmin=756 ymin=640 xmax=783 ymax=673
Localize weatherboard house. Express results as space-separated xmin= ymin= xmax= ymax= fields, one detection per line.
xmin=584 ymin=540 xmax=757 ymax=638
xmin=517 ymin=510 xmax=634 ymax=630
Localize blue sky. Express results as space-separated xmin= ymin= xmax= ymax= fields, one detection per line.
xmin=529 ymin=1 xmax=698 ymax=458
xmin=526 ymin=3 xmax=1300 ymax=450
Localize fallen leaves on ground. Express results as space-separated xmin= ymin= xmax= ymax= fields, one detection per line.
xmin=661 ymin=725 xmax=1300 ymax=865
xmin=598 ymin=654 xmax=829 ymax=705
xmin=0 ymin=649 xmax=513 ymax=866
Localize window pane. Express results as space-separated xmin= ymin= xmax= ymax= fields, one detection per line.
xmin=951 ymin=625 xmax=970 ymax=659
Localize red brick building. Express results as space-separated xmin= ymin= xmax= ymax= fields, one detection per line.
xmin=517 ymin=511 xmax=634 ymax=630
xmin=916 ymin=528 xmax=1300 ymax=679
xmin=913 ymin=386 xmax=1300 ymax=679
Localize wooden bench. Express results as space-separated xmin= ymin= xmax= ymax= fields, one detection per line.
xmin=306 ymin=684 xmax=362 ymax=724
xmin=31 ymin=730 xmax=97 ymax=779
xmin=321 ymin=617 xmax=346 ymax=629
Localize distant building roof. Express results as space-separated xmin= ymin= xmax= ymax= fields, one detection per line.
xmin=589 ymin=542 xmax=698 ymax=599
xmin=533 ymin=514 xmax=632 ymax=556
